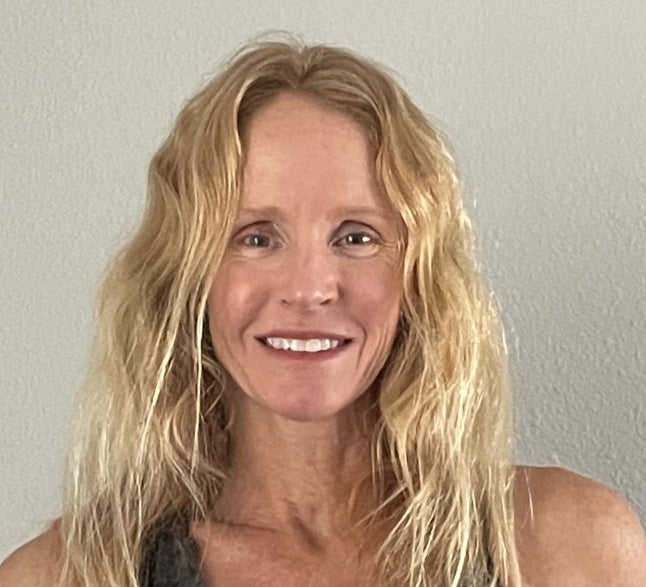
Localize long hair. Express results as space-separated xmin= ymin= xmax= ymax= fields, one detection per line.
xmin=59 ymin=32 xmax=522 ymax=587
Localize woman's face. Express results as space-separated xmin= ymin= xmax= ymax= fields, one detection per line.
xmin=207 ymin=91 xmax=403 ymax=422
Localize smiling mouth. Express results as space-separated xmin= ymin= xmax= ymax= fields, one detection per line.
xmin=256 ymin=338 xmax=353 ymax=359
xmin=256 ymin=338 xmax=352 ymax=354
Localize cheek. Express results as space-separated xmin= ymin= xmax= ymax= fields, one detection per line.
xmin=343 ymin=263 xmax=402 ymax=323
xmin=207 ymin=265 xmax=263 ymax=335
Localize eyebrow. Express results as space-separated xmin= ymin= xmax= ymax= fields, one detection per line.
xmin=237 ymin=205 xmax=388 ymax=221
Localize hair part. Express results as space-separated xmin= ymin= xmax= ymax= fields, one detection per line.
xmin=60 ymin=32 xmax=521 ymax=587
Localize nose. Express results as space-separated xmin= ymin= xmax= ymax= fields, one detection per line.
xmin=278 ymin=244 xmax=340 ymax=311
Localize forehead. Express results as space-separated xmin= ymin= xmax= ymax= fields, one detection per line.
xmin=240 ymin=92 xmax=391 ymax=214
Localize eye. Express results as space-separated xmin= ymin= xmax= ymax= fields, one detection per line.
xmin=233 ymin=220 xmax=279 ymax=250
xmin=334 ymin=230 xmax=381 ymax=258
xmin=339 ymin=231 xmax=376 ymax=247
xmin=240 ymin=233 xmax=271 ymax=248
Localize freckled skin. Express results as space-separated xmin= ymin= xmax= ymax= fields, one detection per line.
xmin=207 ymin=92 xmax=403 ymax=422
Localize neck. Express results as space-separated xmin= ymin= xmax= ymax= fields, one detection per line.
xmin=215 ymin=390 xmax=378 ymax=542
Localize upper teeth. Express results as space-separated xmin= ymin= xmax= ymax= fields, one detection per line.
xmin=264 ymin=337 xmax=343 ymax=352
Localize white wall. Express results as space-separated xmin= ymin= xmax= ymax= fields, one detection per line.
xmin=2 ymin=1 xmax=644 ymax=558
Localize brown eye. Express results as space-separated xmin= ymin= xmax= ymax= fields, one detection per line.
xmin=340 ymin=232 xmax=375 ymax=246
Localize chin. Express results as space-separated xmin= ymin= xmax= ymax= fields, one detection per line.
xmin=254 ymin=391 xmax=364 ymax=423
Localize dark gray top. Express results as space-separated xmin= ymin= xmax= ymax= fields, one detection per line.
xmin=142 ymin=532 xmax=206 ymax=587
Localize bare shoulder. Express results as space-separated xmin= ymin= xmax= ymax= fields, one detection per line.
xmin=513 ymin=465 xmax=646 ymax=587
xmin=0 ymin=521 xmax=68 ymax=587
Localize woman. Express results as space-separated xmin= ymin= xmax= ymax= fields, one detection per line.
xmin=2 ymin=35 xmax=645 ymax=587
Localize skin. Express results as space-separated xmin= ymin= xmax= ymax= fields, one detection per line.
xmin=207 ymin=91 xmax=403 ymax=423
xmin=2 ymin=92 xmax=645 ymax=585
xmin=202 ymin=91 xmax=403 ymax=567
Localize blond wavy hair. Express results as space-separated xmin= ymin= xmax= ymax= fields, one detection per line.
xmin=58 ymin=32 xmax=522 ymax=587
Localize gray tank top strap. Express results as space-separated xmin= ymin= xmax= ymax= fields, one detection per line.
xmin=141 ymin=530 xmax=207 ymax=587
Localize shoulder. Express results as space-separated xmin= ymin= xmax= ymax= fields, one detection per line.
xmin=513 ymin=465 xmax=646 ymax=587
xmin=0 ymin=521 xmax=68 ymax=587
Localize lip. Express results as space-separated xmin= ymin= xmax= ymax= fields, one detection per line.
xmin=256 ymin=330 xmax=353 ymax=341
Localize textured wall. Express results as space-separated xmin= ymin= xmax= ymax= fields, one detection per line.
xmin=1 ymin=0 xmax=644 ymax=558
